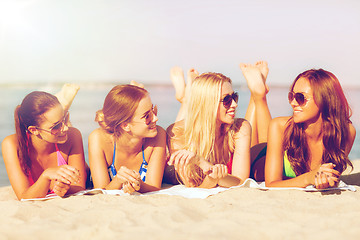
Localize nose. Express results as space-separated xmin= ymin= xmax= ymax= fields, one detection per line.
xmin=152 ymin=112 xmax=158 ymax=123
xmin=230 ymin=99 xmax=238 ymax=108
xmin=290 ymin=98 xmax=298 ymax=107
xmin=62 ymin=122 xmax=69 ymax=132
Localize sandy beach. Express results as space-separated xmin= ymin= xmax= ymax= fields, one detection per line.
xmin=0 ymin=160 xmax=360 ymax=240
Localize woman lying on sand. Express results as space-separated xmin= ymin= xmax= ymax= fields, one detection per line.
xmin=2 ymin=84 xmax=87 ymax=200
xmin=88 ymin=84 xmax=167 ymax=193
xmin=264 ymin=69 xmax=356 ymax=189
xmin=165 ymin=61 xmax=271 ymax=187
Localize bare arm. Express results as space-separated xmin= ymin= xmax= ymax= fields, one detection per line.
xmin=64 ymin=127 xmax=87 ymax=194
xmin=88 ymin=129 xmax=123 ymax=190
xmin=230 ymin=119 xmax=251 ymax=183
xmin=138 ymin=126 xmax=167 ymax=193
xmin=2 ymin=135 xmax=79 ymax=200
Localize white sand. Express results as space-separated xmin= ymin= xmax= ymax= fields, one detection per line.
xmin=1 ymin=160 xmax=360 ymax=240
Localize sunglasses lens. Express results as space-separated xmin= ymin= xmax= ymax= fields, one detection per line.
xmin=295 ymin=93 xmax=305 ymax=106
xmin=50 ymin=122 xmax=63 ymax=135
xmin=222 ymin=93 xmax=239 ymax=109
xmin=222 ymin=95 xmax=232 ymax=109
xmin=288 ymin=92 xmax=306 ymax=106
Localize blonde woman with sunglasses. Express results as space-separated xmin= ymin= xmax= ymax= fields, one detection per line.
xmin=2 ymin=86 xmax=87 ymax=200
xmin=265 ymin=69 xmax=356 ymax=189
xmin=165 ymin=61 xmax=271 ymax=187
xmin=88 ymin=84 xmax=166 ymax=193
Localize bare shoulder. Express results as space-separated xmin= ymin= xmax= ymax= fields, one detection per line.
xmin=349 ymin=122 xmax=356 ymax=141
xmin=232 ymin=118 xmax=251 ymax=138
xmin=89 ymin=128 xmax=110 ymax=142
xmin=1 ymin=134 xmax=18 ymax=152
xmin=166 ymin=120 xmax=184 ymax=138
xmin=269 ymin=116 xmax=291 ymax=131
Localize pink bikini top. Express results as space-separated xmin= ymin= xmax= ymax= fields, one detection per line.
xmin=27 ymin=144 xmax=67 ymax=186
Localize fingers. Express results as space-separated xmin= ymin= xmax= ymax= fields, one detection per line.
xmin=208 ymin=164 xmax=228 ymax=179
xmin=53 ymin=181 xmax=70 ymax=197
xmin=122 ymin=182 xmax=136 ymax=194
xmin=116 ymin=167 xmax=141 ymax=185
xmin=48 ymin=165 xmax=80 ymax=185
xmin=314 ymin=171 xmax=339 ymax=189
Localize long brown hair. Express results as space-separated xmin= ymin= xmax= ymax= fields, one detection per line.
xmin=283 ymin=69 xmax=353 ymax=175
xmin=95 ymin=84 xmax=148 ymax=137
xmin=15 ymin=91 xmax=60 ymax=175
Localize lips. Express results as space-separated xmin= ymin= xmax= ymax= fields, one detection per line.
xmin=226 ymin=109 xmax=235 ymax=118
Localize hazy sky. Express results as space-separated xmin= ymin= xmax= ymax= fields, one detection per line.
xmin=0 ymin=0 xmax=359 ymax=86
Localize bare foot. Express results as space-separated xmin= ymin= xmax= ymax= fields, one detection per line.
xmin=170 ymin=66 xmax=186 ymax=103
xmin=239 ymin=63 xmax=267 ymax=98
xmin=255 ymin=61 xmax=269 ymax=93
xmin=130 ymin=80 xmax=144 ymax=89
xmin=55 ymin=84 xmax=80 ymax=112
xmin=186 ymin=68 xmax=199 ymax=88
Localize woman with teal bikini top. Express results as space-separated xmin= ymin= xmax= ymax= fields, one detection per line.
xmin=89 ymin=84 xmax=166 ymax=193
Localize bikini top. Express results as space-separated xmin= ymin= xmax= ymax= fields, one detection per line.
xmin=108 ymin=143 xmax=148 ymax=182
xmin=28 ymin=144 xmax=67 ymax=186
xmin=283 ymin=151 xmax=296 ymax=178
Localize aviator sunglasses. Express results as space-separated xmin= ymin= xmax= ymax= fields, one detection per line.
xmin=36 ymin=112 xmax=70 ymax=135
xmin=220 ymin=92 xmax=239 ymax=109
xmin=133 ymin=105 xmax=158 ymax=125
xmin=288 ymin=92 xmax=311 ymax=106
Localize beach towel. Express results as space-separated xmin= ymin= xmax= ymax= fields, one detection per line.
xmin=20 ymin=178 xmax=356 ymax=201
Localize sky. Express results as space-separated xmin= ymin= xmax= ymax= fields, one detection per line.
xmin=0 ymin=0 xmax=359 ymax=86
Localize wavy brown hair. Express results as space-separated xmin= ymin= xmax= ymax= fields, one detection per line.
xmin=283 ymin=69 xmax=353 ymax=175
xmin=15 ymin=91 xmax=60 ymax=175
xmin=95 ymin=85 xmax=148 ymax=137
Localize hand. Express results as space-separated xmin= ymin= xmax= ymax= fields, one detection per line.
xmin=43 ymin=165 xmax=80 ymax=185
xmin=313 ymin=163 xmax=340 ymax=189
xmin=122 ymin=181 xmax=141 ymax=194
xmin=207 ymin=164 xmax=228 ymax=180
xmin=116 ymin=166 xmax=141 ymax=187
xmin=52 ymin=180 xmax=71 ymax=197
xmin=168 ymin=150 xmax=196 ymax=186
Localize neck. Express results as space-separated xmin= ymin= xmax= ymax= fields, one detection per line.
xmin=304 ymin=115 xmax=323 ymax=141
xmin=115 ymin=133 xmax=143 ymax=154
xmin=29 ymin=134 xmax=55 ymax=154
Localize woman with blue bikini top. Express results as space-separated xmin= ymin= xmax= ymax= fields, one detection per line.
xmin=88 ymin=84 xmax=166 ymax=193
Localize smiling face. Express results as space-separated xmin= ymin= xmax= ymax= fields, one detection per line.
xmin=217 ymin=81 xmax=238 ymax=125
xmin=128 ymin=95 xmax=158 ymax=138
xmin=290 ymin=77 xmax=321 ymax=124
xmin=35 ymin=104 xmax=69 ymax=144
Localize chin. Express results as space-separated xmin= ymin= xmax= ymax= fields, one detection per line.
xmin=56 ymin=134 xmax=68 ymax=144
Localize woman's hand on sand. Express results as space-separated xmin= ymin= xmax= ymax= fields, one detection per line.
xmin=116 ymin=166 xmax=141 ymax=187
xmin=313 ymin=163 xmax=340 ymax=189
xmin=43 ymin=165 xmax=80 ymax=185
xmin=52 ymin=181 xmax=71 ymax=197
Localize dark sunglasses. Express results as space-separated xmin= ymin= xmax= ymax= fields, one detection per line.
xmin=288 ymin=92 xmax=311 ymax=106
xmin=220 ymin=92 xmax=239 ymax=109
xmin=36 ymin=112 xmax=70 ymax=135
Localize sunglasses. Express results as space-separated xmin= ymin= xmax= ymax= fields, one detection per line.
xmin=288 ymin=92 xmax=311 ymax=106
xmin=220 ymin=92 xmax=239 ymax=109
xmin=133 ymin=105 xmax=158 ymax=125
xmin=36 ymin=112 xmax=70 ymax=135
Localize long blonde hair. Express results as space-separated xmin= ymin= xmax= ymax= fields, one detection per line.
xmin=184 ymin=72 xmax=237 ymax=165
